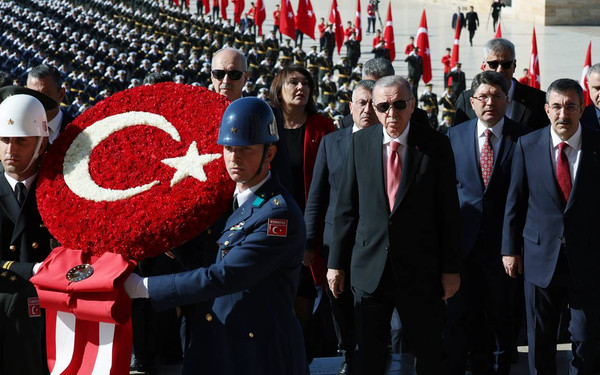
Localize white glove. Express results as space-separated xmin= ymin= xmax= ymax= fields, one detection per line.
xmin=32 ymin=262 xmax=43 ymax=276
xmin=124 ymin=273 xmax=149 ymax=299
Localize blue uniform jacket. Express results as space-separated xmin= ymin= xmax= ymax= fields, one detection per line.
xmin=148 ymin=176 xmax=309 ymax=375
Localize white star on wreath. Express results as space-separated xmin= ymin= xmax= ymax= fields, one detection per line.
xmin=162 ymin=141 xmax=221 ymax=186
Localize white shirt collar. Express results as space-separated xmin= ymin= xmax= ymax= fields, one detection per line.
xmin=4 ymin=172 xmax=37 ymax=191
xmin=477 ymin=117 xmax=504 ymax=139
xmin=550 ymin=123 xmax=582 ymax=151
xmin=47 ymin=109 xmax=64 ymax=144
xmin=382 ymin=122 xmax=410 ymax=146
xmin=352 ymin=124 xmax=361 ymax=133
xmin=233 ymin=171 xmax=271 ymax=208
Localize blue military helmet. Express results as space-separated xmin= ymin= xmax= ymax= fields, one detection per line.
xmin=217 ymin=97 xmax=279 ymax=146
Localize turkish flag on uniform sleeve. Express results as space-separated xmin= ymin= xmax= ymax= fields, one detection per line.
xmin=280 ymin=0 xmax=296 ymax=39
xmin=416 ymin=9 xmax=431 ymax=83
xmin=255 ymin=0 xmax=266 ymax=35
xmin=329 ymin=0 xmax=344 ymax=55
xmin=581 ymin=41 xmax=592 ymax=107
xmin=383 ymin=1 xmax=395 ymax=62
xmin=296 ymin=0 xmax=316 ymax=40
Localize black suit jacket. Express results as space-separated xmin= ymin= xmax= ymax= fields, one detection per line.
xmin=304 ymin=127 xmax=352 ymax=257
xmin=465 ymin=11 xmax=479 ymax=31
xmin=0 ymin=173 xmax=53 ymax=280
xmin=454 ymin=79 xmax=549 ymax=130
xmin=581 ymin=104 xmax=600 ymax=131
xmin=328 ymin=122 xmax=460 ymax=295
xmin=452 ymin=12 xmax=465 ymax=29
xmin=448 ymin=117 xmax=531 ymax=258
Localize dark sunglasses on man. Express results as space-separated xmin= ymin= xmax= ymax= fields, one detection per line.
xmin=486 ymin=60 xmax=514 ymax=70
xmin=211 ymin=69 xmax=244 ymax=80
xmin=373 ymin=98 xmax=413 ymax=113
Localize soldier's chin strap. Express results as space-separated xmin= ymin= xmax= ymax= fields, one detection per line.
xmin=19 ymin=136 xmax=44 ymax=176
xmin=240 ymin=143 xmax=272 ymax=184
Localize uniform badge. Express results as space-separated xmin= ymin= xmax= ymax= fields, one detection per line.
xmin=267 ymin=218 xmax=288 ymax=237
xmin=230 ymin=221 xmax=245 ymax=231
xmin=28 ymin=297 xmax=41 ymax=317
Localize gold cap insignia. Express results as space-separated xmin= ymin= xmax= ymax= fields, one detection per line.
xmin=231 ymin=127 xmax=238 ymax=133
xmin=7 ymin=119 xmax=14 ymax=125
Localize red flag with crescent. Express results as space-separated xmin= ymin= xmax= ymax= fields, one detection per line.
xmin=581 ymin=41 xmax=592 ymax=107
xmin=528 ymin=27 xmax=540 ymax=89
xmin=383 ymin=1 xmax=395 ymax=61
xmin=416 ymin=9 xmax=432 ymax=83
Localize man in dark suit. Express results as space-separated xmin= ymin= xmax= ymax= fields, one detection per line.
xmin=446 ymin=71 xmax=531 ymax=375
xmin=304 ymin=79 xmax=377 ymax=375
xmin=581 ymin=63 xmax=600 ymax=131
xmin=502 ymin=78 xmax=600 ymax=374
xmin=451 ymin=7 xmax=465 ymax=33
xmin=454 ymin=38 xmax=549 ymax=130
xmin=448 ymin=62 xmax=466 ymax=98
xmin=27 ymin=64 xmax=75 ymax=144
xmin=465 ymin=6 xmax=479 ymax=46
xmin=327 ymin=76 xmax=461 ymax=375
xmin=0 ymin=89 xmax=56 ymax=374
xmin=404 ymin=47 xmax=423 ymax=98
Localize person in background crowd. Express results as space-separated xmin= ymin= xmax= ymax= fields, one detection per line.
xmin=269 ymin=65 xmax=336 ymax=364
xmin=465 ymin=6 xmax=479 ymax=47
xmin=210 ymin=48 xmax=250 ymax=101
xmin=454 ymin=38 xmax=549 ymax=130
xmin=581 ymin=63 xmax=600 ymax=131
xmin=491 ymin=0 xmax=505 ymax=32
xmin=27 ymin=64 xmax=75 ymax=144
xmin=442 ymin=47 xmax=452 ymax=87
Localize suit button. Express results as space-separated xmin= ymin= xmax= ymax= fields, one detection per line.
xmin=224 ymin=240 xmax=230 ymax=246
xmin=248 ymin=332 xmax=254 ymax=338
xmin=205 ymin=314 xmax=213 ymax=322
xmin=32 ymin=242 xmax=39 ymax=249
xmin=385 ymin=246 xmax=389 ymax=251
xmin=9 ymin=245 xmax=15 ymax=251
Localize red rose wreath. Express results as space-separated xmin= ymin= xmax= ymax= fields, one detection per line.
xmin=30 ymin=83 xmax=233 ymax=375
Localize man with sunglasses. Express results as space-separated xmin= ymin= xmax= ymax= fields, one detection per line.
xmin=210 ymin=48 xmax=250 ymax=102
xmin=446 ymin=71 xmax=531 ymax=375
xmin=454 ymin=38 xmax=548 ymax=130
xmin=328 ymin=76 xmax=460 ymax=374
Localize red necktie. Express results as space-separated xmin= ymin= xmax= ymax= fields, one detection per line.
xmin=387 ymin=142 xmax=402 ymax=211
xmin=481 ymin=129 xmax=494 ymax=188
xmin=557 ymin=142 xmax=572 ymax=205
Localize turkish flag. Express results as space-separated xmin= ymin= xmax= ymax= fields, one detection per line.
xmin=581 ymin=41 xmax=592 ymax=107
xmin=528 ymin=27 xmax=540 ymax=89
xmin=296 ymin=0 xmax=316 ymax=40
xmin=329 ymin=0 xmax=344 ymax=55
xmin=355 ymin=0 xmax=362 ymax=42
xmin=203 ymin=0 xmax=210 ymax=14
xmin=255 ymin=0 xmax=266 ymax=35
xmin=233 ymin=0 xmax=245 ymax=24
xmin=495 ymin=21 xmax=502 ymax=38
xmin=416 ymin=9 xmax=431 ymax=83
xmin=450 ymin=17 xmax=460 ymax=68
xmin=221 ymin=0 xmax=228 ymax=19
xmin=383 ymin=1 xmax=395 ymax=61
xmin=280 ymin=0 xmax=296 ymax=40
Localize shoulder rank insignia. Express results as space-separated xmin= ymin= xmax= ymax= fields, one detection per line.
xmin=273 ymin=198 xmax=282 ymax=206
xmin=267 ymin=218 xmax=288 ymax=237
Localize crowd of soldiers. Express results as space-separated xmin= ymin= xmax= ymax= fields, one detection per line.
xmin=0 ymin=0 xmax=369 ymax=125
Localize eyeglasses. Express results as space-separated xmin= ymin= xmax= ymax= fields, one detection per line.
xmin=373 ymin=98 xmax=413 ymax=113
xmin=211 ymin=69 xmax=244 ymax=80
xmin=485 ymin=60 xmax=514 ymax=70
xmin=548 ymin=103 xmax=580 ymax=113
xmin=472 ymin=94 xmax=507 ymax=103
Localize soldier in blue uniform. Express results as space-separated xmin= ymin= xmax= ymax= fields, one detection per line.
xmin=125 ymin=97 xmax=309 ymax=375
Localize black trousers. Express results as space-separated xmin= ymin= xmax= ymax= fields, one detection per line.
xmin=445 ymin=251 xmax=516 ymax=375
xmin=353 ymin=261 xmax=446 ymax=375
xmin=525 ymin=251 xmax=600 ymax=374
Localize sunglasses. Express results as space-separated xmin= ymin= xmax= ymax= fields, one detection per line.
xmin=211 ymin=69 xmax=244 ymax=80
xmin=486 ymin=60 xmax=514 ymax=70
xmin=373 ymin=99 xmax=412 ymax=113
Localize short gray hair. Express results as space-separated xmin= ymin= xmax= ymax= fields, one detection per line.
xmin=483 ymin=38 xmax=515 ymax=61
xmin=587 ymin=63 xmax=600 ymax=80
xmin=374 ymin=76 xmax=413 ymax=99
